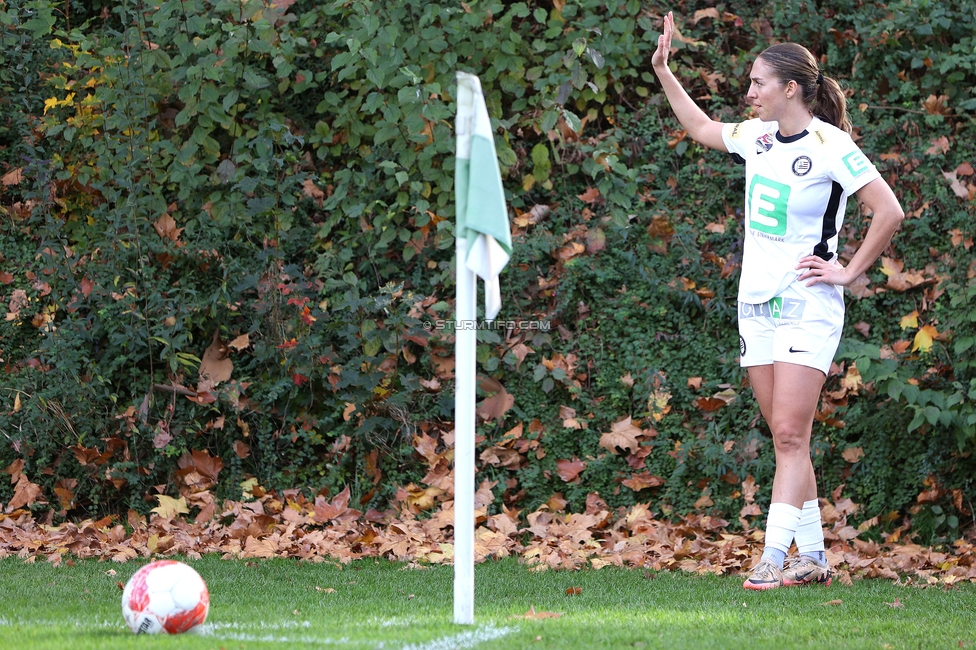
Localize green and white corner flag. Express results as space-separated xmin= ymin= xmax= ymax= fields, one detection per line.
xmin=455 ymin=71 xmax=512 ymax=321
xmin=452 ymin=71 xmax=511 ymax=627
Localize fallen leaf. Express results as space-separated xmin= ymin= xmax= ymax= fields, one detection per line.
xmin=476 ymin=377 xmax=514 ymax=421
xmin=303 ymin=178 xmax=326 ymax=206
xmin=842 ymin=447 xmax=864 ymax=463
xmin=151 ymin=494 xmax=189 ymax=519
xmin=899 ymin=311 xmax=919 ymax=330
xmin=912 ymin=325 xmax=938 ymax=352
xmin=599 ymin=416 xmax=643 ymax=454
xmin=691 ymin=7 xmax=720 ymax=23
xmin=556 ymin=458 xmax=586 ymax=482
xmin=199 ymin=331 xmax=233 ymax=385
xmin=822 ymin=599 xmax=843 ymax=606
xmin=565 ymin=586 xmax=582 ymax=595
xmin=153 ymin=213 xmax=183 ymax=242
xmin=943 ymin=171 xmax=970 ymax=199
xmin=1 ymin=167 xmax=22 ymax=186
xmin=885 ymin=597 xmax=904 ymax=608
xmin=622 ymin=472 xmax=665 ymax=491
xmin=925 ymin=136 xmax=950 ymax=156
xmin=577 ymin=187 xmax=600 ymax=204
xmin=228 ymin=334 xmax=251 ymax=351
xmin=5 ymin=475 xmax=43 ymax=512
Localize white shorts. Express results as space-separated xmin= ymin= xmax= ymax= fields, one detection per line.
xmin=737 ymin=281 xmax=845 ymax=375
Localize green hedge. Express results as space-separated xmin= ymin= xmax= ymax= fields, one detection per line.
xmin=0 ymin=0 xmax=974 ymax=543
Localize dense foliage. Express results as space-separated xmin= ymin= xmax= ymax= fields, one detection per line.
xmin=1 ymin=0 xmax=974 ymax=543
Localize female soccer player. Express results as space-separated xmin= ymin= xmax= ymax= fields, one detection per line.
xmin=651 ymin=12 xmax=904 ymax=589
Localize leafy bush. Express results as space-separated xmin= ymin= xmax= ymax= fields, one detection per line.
xmin=1 ymin=0 xmax=974 ymax=543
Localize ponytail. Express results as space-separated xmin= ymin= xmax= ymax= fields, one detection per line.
xmin=813 ymin=74 xmax=851 ymax=134
xmin=757 ymin=43 xmax=851 ymax=133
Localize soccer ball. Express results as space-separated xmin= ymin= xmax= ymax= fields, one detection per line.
xmin=121 ymin=560 xmax=210 ymax=634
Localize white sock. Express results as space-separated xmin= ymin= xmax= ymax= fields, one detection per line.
xmin=794 ymin=498 xmax=826 ymax=563
xmin=760 ymin=502 xmax=802 ymax=568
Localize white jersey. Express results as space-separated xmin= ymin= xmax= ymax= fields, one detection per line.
xmin=722 ymin=116 xmax=881 ymax=304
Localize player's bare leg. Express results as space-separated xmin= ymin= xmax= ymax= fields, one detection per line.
xmin=743 ymin=362 xmax=824 ymax=589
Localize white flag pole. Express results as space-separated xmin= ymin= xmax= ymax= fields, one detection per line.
xmin=453 ymin=71 xmax=510 ymax=625
xmin=453 ymin=237 xmax=477 ymax=625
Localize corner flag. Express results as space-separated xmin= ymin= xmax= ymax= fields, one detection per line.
xmin=453 ymin=72 xmax=511 ymax=625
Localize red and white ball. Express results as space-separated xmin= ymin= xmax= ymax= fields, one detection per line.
xmin=121 ymin=560 xmax=210 ymax=634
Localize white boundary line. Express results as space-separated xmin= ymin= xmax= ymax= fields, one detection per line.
xmin=1 ymin=616 xmax=517 ymax=648
xmin=400 ymin=625 xmax=516 ymax=650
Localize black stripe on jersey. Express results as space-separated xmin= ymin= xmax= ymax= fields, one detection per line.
xmin=813 ymin=181 xmax=844 ymax=260
xmin=776 ymin=130 xmax=809 ymax=143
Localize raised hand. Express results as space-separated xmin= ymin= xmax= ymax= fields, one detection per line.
xmin=651 ymin=11 xmax=674 ymax=71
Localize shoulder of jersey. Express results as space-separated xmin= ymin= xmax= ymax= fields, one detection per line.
xmin=809 ymin=118 xmax=852 ymax=148
xmin=728 ymin=118 xmax=765 ymax=140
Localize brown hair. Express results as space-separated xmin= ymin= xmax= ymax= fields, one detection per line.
xmin=757 ymin=43 xmax=851 ymax=133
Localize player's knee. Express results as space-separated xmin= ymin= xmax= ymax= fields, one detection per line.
xmin=771 ymin=423 xmax=810 ymax=455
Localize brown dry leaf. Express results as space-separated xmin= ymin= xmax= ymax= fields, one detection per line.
xmin=303 ymin=178 xmax=325 ymax=206
xmin=599 ymin=416 xmax=643 ymax=454
xmin=430 ymin=354 xmax=455 ymax=379
xmin=619 ymin=373 xmax=635 ymax=388
xmin=892 ymin=340 xmax=911 ymax=354
xmin=565 ymin=586 xmax=582 ymax=595
xmin=4 ymin=459 xmax=25 ymax=484
xmin=560 ymin=405 xmax=583 ymax=429
xmin=692 ymin=7 xmax=720 ymax=23
xmin=555 ymin=241 xmax=585 ymax=261
xmin=922 ymin=94 xmax=949 ymax=115
xmin=6 ymin=475 xmax=44 ymax=512
xmin=228 ymin=334 xmax=251 ymax=351
xmin=513 ymin=605 xmax=563 ymax=619
xmin=885 ymin=597 xmax=905 ymax=608
xmin=1 ymin=167 xmax=23 ymax=186
xmin=842 ymin=447 xmax=864 ymax=464
xmin=0 ymin=271 xmax=13 ymax=284
xmin=943 ymin=171 xmax=970 ymax=199
xmin=199 ymin=331 xmax=233 ymax=385
xmin=153 ymin=213 xmax=183 ymax=242
xmin=622 ymin=472 xmax=664 ymax=491
xmin=925 ymin=136 xmax=950 ymax=156
xmin=577 ymin=187 xmax=600 ymax=204
xmin=233 ymin=440 xmax=250 ymax=459
xmin=822 ymin=599 xmax=843 ymax=606
xmin=556 ymin=458 xmax=586 ymax=482
xmin=476 ymin=378 xmax=514 ymax=421
xmin=342 ymin=402 xmax=357 ymax=421
xmin=687 ymin=376 xmax=703 ymax=390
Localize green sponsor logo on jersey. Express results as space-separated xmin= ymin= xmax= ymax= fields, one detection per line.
xmin=842 ymin=151 xmax=869 ymax=177
xmin=747 ymin=174 xmax=790 ymax=236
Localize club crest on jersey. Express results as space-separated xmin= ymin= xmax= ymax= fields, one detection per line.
xmin=792 ymin=156 xmax=813 ymax=176
xmin=755 ymin=133 xmax=774 ymax=154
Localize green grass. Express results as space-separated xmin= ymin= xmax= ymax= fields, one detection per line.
xmin=0 ymin=556 xmax=973 ymax=649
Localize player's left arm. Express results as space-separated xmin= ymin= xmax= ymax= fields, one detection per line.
xmin=797 ymin=177 xmax=905 ymax=287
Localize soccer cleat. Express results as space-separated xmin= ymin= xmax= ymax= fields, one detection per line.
xmin=742 ymin=559 xmax=784 ymax=590
xmin=782 ymin=556 xmax=832 ymax=587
